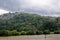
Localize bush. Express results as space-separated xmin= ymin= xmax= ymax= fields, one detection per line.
xmin=50 ymin=32 xmax=54 ymax=34
xmin=20 ymin=31 xmax=26 ymax=35
xmin=11 ymin=30 xmax=19 ymax=35
xmin=43 ymin=30 xmax=50 ymax=34
xmin=0 ymin=30 xmax=20 ymax=36
xmin=54 ymin=31 xmax=60 ymax=34
xmin=0 ymin=30 xmax=11 ymax=36
xmin=36 ymin=31 xmax=43 ymax=35
xmin=26 ymin=30 xmax=36 ymax=35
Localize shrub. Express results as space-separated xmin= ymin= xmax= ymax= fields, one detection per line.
xmin=50 ymin=32 xmax=54 ymax=34
xmin=11 ymin=30 xmax=19 ymax=35
xmin=36 ymin=31 xmax=43 ymax=35
xmin=0 ymin=30 xmax=11 ymax=36
xmin=43 ymin=30 xmax=50 ymax=34
xmin=20 ymin=31 xmax=26 ymax=35
xmin=54 ymin=31 xmax=60 ymax=34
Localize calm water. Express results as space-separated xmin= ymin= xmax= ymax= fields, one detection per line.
xmin=0 ymin=34 xmax=60 ymax=40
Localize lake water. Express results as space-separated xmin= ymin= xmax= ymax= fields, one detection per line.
xmin=0 ymin=34 xmax=60 ymax=40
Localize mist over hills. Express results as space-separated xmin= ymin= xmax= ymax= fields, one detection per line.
xmin=0 ymin=0 xmax=60 ymax=17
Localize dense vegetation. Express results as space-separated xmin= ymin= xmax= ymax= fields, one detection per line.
xmin=0 ymin=12 xmax=60 ymax=36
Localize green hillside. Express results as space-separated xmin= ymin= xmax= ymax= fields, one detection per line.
xmin=0 ymin=12 xmax=60 ymax=36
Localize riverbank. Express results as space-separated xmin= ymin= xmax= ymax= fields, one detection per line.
xmin=0 ymin=34 xmax=60 ymax=40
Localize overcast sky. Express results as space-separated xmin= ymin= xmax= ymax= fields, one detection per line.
xmin=0 ymin=0 xmax=60 ymax=16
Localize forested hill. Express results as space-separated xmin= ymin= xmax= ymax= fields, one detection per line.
xmin=0 ymin=12 xmax=60 ymax=36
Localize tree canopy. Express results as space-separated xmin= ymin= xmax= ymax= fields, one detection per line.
xmin=0 ymin=12 xmax=60 ymax=36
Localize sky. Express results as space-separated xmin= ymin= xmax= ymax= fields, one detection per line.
xmin=0 ymin=0 xmax=60 ymax=16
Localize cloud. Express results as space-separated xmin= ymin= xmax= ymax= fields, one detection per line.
xmin=0 ymin=9 xmax=9 ymax=15
xmin=0 ymin=0 xmax=20 ymax=12
xmin=0 ymin=0 xmax=60 ymax=16
xmin=20 ymin=0 xmax=60 ymax=12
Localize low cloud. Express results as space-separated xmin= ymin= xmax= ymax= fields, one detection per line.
xmin=0 ymin=9 xmax=9 ymax=15
xmin=0 ymin=0 xmax=60 ymax=16
xmin=20 ymin=0 xmax=60 ymax=12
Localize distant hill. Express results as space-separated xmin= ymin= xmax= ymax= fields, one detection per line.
xmin=0 ymin=12 xmax=60 ymax=36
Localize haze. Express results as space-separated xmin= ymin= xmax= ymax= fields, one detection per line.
xmin=0 ymin=0 xmax=60 ymax=16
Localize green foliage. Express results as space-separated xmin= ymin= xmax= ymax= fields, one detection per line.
xmin=0 ymin=12 xmax=60 ymax=36
xmin=54 ymin=30 xmax=60 ymax=34
xmin=43 ymin=30 xmax=50 ymax=34
xmin=20 ymin=31 xmax=26 ymax=35
xmin=0 ymin=30 xmax=12 ymax=36
xmin=50 ymin=32 xmax=54 ymax=34
xmin=36 ymin=31 xmax=43 ymax=35
xmin=0 ymin=30 xmax=19 ymax=36
xmin=11 ymin=30 xmax=19 ymax=35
